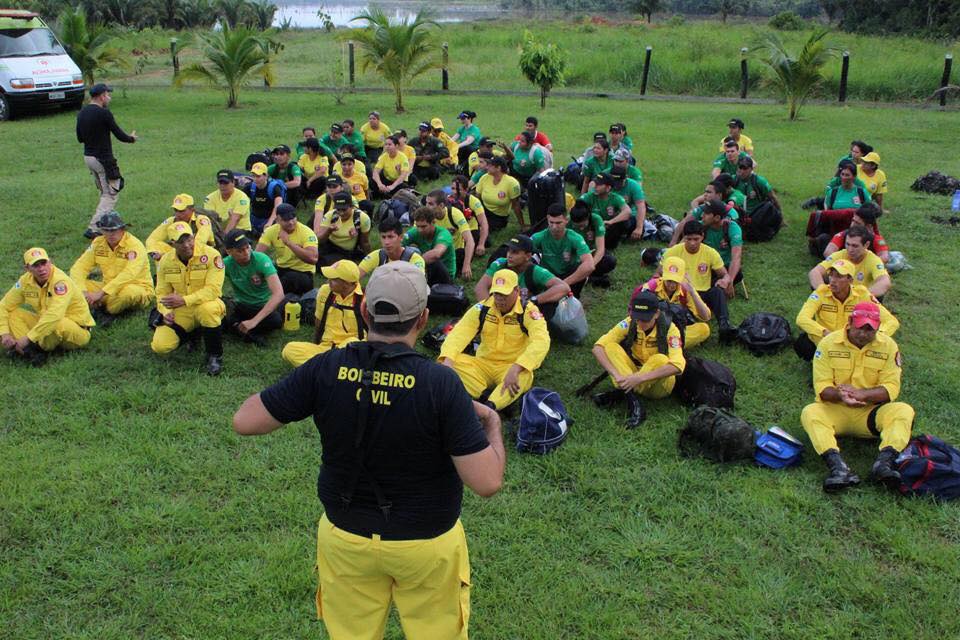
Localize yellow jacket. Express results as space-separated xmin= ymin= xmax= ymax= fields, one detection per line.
xmin=155 ymin=244 xmax=224 ymax=315
xmin=797 ymin=284 xmax=898 ymax=344
xmin=595 ymin=316 xmax=686 ymax=373
xmin=0 ymin=266 xmax=94 ymax=342
xmin=69 ymin=231 xmax=153 ymax=297
xmin=437 ymin=131 xmax=459 ymax=167
xmin=813 ymin=330 xmax=902 ymax=402
xmin=146 ymin=213 xmax=216 ymax=256
xmin=315 ymin=283 xmax=364 ymax=347
xmin=647 ymin=278 xmax=710 ymax=322
xmin=440 ymin=297 xmax=550 ymax=371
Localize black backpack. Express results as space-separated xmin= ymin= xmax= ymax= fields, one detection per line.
xmin=678 ymin=406 xmax=757 ymax=463
xmin=245 ymin=150 xmax=271 ymax=171
xmin=742 ymin=200 xmax=782 ymax=242
xmin=674 ymin=356 xmax=737 ymax=408
xmin=526 ymin=169 xmax=565 ymax=229
xmin=737 ymin=312 xmax=793 ymax=356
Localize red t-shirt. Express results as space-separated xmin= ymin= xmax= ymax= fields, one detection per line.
xmin=515 ymin=131 xmax=551 ymax=147
xmin=829 ymin=226 xmax=888 ymax=253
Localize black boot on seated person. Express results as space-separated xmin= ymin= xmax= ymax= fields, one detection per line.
xmin=22 ymin=342 xmax=48 ymax=367
xmin=624 ymin=393 xmax=647 ymax=430
xmin=591 ymin=389 xmax=624 ymax=407
xmin=821 ymin=449 xmax=860 ymax=493
xmin=718 ymin=319 xmax=739 ymax=345
xmin=869 ymin=446 xmax=901 ymax=490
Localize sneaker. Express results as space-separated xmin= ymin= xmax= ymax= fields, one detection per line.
xmin=206 ymin=355 xmax=223 ymax=376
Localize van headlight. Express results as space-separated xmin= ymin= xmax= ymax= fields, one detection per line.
xmin=10 ymin=78 xmax=36 ymax=89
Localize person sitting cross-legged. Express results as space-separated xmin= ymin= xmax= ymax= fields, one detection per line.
xmin=255 ymin=203 xmax=319 ymax=297
xmin=222 ymin=229 xmax=285 ymax=348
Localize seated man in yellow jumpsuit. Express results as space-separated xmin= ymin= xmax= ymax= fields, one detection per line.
xmin=440 ymin=269 xmax=550 ymax=411
xmin=800 ymin=301 xmax=914 ymax=493
xmin=281 ymin=259 xmax=365 ymax=367
xmin=69 ymin=211 xmax=153 ymax=327
xmin=145 ymin=194 xmax=216 ymax=260
xmin=151 ymin=221 xmax=227 ymax=376
xmin=641 ymin=256 xmax=712 ymax=349
xmin=591 ymin=289 xmax=686 ymax=429
xmin=0 ymin=247 xmax=95 ymax=366
xmin=794 ymin=258 xmax=898 ymax=361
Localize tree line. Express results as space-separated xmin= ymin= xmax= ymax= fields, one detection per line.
xmin=9 ymin=0 xmax=279 ymax=30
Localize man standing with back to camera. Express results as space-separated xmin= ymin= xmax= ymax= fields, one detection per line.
xmin=233 ymin=261 xmax=505 ymax=640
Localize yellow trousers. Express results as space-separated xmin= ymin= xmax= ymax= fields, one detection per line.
xmin=6 ymin=308 xmax=90 ymax=351
xmin=151 ymin=300 xmax=225 ymax=354
xmin=449 ymin=353 xmax=533 ymax=410
xmin=801 ymin=401 xmax=914 ymax=455
xmin=602 ymin=346 xmax=676 ymax=399
xmin=315 ymin=514 xmax=470 ymax=640
xmin=82 ymin=279 xmax=153 ymax=315
xmin=684 ymin=322 xmax=710 ymax=349
xmin=282 ymin=340 xmax=334 ymax=367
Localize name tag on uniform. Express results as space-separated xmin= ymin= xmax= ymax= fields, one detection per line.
xmin=866 ymin=350 xmax=888 ymax=360
xmin=828 ymin=350 xmax=850 ymax=359
xmin=821 ymin=303 xmax=837 ymax=312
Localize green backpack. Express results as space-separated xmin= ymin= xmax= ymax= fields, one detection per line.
xmin=678 ymin=406 xmax=756 ymax=463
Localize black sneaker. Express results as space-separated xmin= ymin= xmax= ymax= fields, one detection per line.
xmin=591 ymin=389 xmax=624 ymax=407
xmin=206 ymin=355 xmax=223 ymax=376
xmin=590 ymin=274 xmax=611 ymax=288
xmin=92 ymin=308 xmax=116 ymax=329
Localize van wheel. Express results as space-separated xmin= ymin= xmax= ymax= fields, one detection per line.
xmin=0 ymin=94 xmax=10 ymax=121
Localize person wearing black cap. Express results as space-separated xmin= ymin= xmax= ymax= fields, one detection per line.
xmin=255 ymin=204 xmax=318 ymax=296
xmin=76 ymin=83 xmax=138 ymax=239
xmin=475 ymin=234 xmax=570 ymax=319
xmin=592 ymin=289 xmax=686 ymax=429
xmin=467 ymin=136 xmax=499 ymax=176
xmin=298 ymin=138 xmax=330 ymax=201
xmin=203 ymin=169 xmax=251 ymax=234
xmin=610 ymin=165 xmax=648 ymax=241
xmin=452 ymin=110 xmax=481 ymax=170
xmin=315 ymin=191 xmax=371 ymax=267
xmin=411 ymin=122 xmax=449 ymax=181
xmin=719 ymin=118 xmax=753 ymax=156
xmin=578 ymin=172 xmax=633 ymax=249
xmin=268 ymin=144 xmax=303 ymax=207
xmin=222 ymin=229 xmax=285 ymax=347
xmin=320 ymin=122 xmax=346 ymax=159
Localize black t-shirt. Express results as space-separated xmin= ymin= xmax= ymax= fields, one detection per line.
xmin=260 ymin=341 xmax=488 ymax=539
xmin=75 ymin=104 xmax=135 ymax=159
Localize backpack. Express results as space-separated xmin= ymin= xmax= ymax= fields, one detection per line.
xmin=245 ymin=150 xmax=271 ymax=171
xmin=422 ymin=319 xmax=458 ymax=352
xmin=741 ymin=201 xmax=782 ymax=242
xmin=896 ymin=435 xmax=960 ymax=500
xmin=374 ymin=198 xmax=411 ymax=225
xmin=526 ymin=169 xmax=565 ymax=229
xmin=427 ymin=283 xmax=469 ymax=316
xmin=392 ymin=188 xmax=422 ymax=212
xmin=674 ymin=356 xmax=737 ymax=408
xmin=316 ymin=289 xmax=365 ymax=342
xmin=737 ymin=312 xmax=793 ymax=356
xmin=651 ymin=213 xmax=678 ymax=242
xmin=678 ymin=406 xmax=756 ymax=463
xmin=563 ymin=159 xmax=583 ymax=185
xmin=754 ymin=426 xmax=804 ymax=469
xmin=827 ymin=185 xmax=868 ymax=210
xmin=516 ymin=387 xmax=570 ymax=454
xmin=377 ymin=246 xmax=420 ymax=267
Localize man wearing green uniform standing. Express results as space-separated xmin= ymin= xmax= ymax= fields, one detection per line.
xmin=222 ymin=229 xmax=286 ymax=347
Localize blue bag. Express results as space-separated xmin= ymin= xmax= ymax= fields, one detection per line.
xmin=896 ymin=435 xmax=960 ymax=500
xmin=754 ymin=426 xmax=804 ymax=469
xmin=516 ymin=388 xmax=570 ymax=455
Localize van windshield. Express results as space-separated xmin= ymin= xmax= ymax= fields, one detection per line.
xmin=0 ymin=28 xmax=67 ymax=57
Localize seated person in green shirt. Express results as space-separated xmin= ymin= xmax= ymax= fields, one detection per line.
xmin=731 ymin=156 xmax=780 ymax=215
xmin=673 ymin=177 xmax=743 ymax=245
xmin=802 ymin=158 xmax=867 ymax=210
xmin=823 ymin=163 xmax=871 ymax=210
xmin=569 ymin=200 xmax=615 ymax=288
xmin=612 ymin=147 xmax=643 ymax=183
xmin=581 ymin=138 xmax=614 ymax=194
xmin=711 ymin=138 xmax=749 ymax=179
xmin=699 ymin=199 xmax=743 ymax=298
xmin=269 ymin=144 xmax=303 ymax=207
xmin=476 ymin=234 xmax=570 ymax=321
xmin=339 ymin=119 xmax=367 ymax=161
xmin=610 ymin=166 xmax=647 ymax=241
xmin=403 ymin=207 xmax=455 ymax=286
xmin=502 ymin=130 xmax=546 ymax=184
xmin=532 ymin=204 xmax=595 ymax=298
xmin=295 ymin=126 xmax=318 ymax=157
xmin=222 ymin=229 xmax=285 ymax=347
xmin=578 ymin=173 xmax=633 ymax=249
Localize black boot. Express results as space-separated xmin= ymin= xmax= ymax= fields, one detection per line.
xmin=21 ymin=342 xmax=48 ymax=367
xmin=821 ymin=449 xmax=860 ymax=493
xmin=624 ymin=393 xmax=647 ymax=430
xmin=92 ymin=307 xmax=117 ymax=329
xmin=591 ymin=389 xmax=625 ymax=407
xmin=870 ymin=447 xmax=901 ymax=490
xmin=202 ymin=327 xmax=223 ymax=376
xmin=718 ymin=319 xmax=738 ymax=345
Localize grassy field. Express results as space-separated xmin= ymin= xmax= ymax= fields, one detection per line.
xmin=107 ymin=20 xmax=958 ymax=103
xmin=2 ymin=88 xmax=960 ymax=639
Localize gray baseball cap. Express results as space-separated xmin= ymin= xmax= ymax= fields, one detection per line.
xmin=365 ymin=261 xmax=429 ymax=323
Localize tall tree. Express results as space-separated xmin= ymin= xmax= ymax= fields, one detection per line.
xmin=518 ymin=30 xmax=566 ymax=109
xmin=716 ymin=0 xmax=751 ymax=22
xmin=628 ymin=0 xmax=663 ymax=23
xmin=217 ymin=0 xmax=250 ymax=28
xmin=754 ymin=28 xmax=837 ymax=120
xmin=175 ymin=24 xmax=274 ymax=108
xmin=248 ymin=0 xmax=278 ymax=31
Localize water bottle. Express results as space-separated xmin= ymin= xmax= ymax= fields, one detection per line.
xmin=952 ymin=189 xmax=960 ymax=212
xmin=283 ymin=301 xmax=301 ymax=331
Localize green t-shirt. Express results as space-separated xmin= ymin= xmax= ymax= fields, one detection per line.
xmin=510 ymin=142 xmax=546 ymax=179
xmin=582 ymin=155 xmax=614 ymax=181
xmin=613 ymin=178 xmax=646 ymax=216
xmin=570 ymin=213 xmax=606 ymax=250
xmin=700 ymin=219 xmax=743 ymax=267
xmin=824 ymin=184 xmax=871 ymax=210
xmin=341 ymin=130 xmax=367 ymax=158
xmin=470 ymin=168 xmax=487 ymax=184
xmin=224 ymin=251 xmax=277 ymax=307
xmin=712 ymin=151 xmax=748 ymax=176
xmin=731 ymin=173 xmax=773 ymax=214
xmin=456 ymin=124 xmax=482 ymax=151
xmin=403 ymin=225 xmax=456 ymax=276
xmin=531 ymin=228 xmax=591 ymax=277
xmin=692 ymin=204 xmax=739 ymax=222
xmin=268 ymin=162 xmax=302 ymax=181
xmin=626 ymin=164 xmax=643 ymax=182
xmin=825 ymin=175 xmax=867 ymax=191
xmin=622 ymin=135 xmax=634 ymax=150
xmin=578 ymin=190 xmax=628 ymax=222
xmin=486 ymin=258 xmax=554 ymax=297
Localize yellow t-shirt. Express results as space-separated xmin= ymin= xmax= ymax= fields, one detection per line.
xmin=719 ymin=133 xmax=754 ymax=154
xmin=258 ymin=222 xmax=318 ymax=273
xmin=819 ymin=250 xmax=887 ymax=289
xmin=298 ymin=153 xmax=329 ymax=178
xmin=333 ymin=160 xmax=369 ymax=178
xmin=857 ymin=166 xmax=888 ymax=196
xmin=374 ymin=152 xmax=411 ymax=182
xmin=475 ymin=173 xmax=521 ymax=218
xmin=358 ymin=248 xmax=426 ymax=277
xmin=338 ymin=170 xmax=369 ymax=201
xmin=360 ymin=122 xmax=392 ymax=148
xmin=663 ymin=243 xmax=724 ymax=291
xmin=319 ymin=209 xmax=372 ymax=251
xmin=203 ymin=188 xmax=251 ymax=231
xmin=399 ymin=144 xmax=416 ymax=165
xmin=436 ymin=205 xmax=472 ymax=250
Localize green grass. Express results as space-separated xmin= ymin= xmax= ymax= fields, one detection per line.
xmin=2 ymin=88 xmax=960 ymax=639
xmin=107 ymin=20 xmax=958 ymax=103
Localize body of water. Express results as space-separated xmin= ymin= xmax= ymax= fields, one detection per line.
xmin=274 ymin=1 xmax=506 ymax=28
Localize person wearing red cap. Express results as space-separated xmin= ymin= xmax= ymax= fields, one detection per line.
xmin=800 ymin=301 xmax=914 ymax=493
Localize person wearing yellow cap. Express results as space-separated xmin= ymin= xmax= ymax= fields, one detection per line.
xmin=591 ymin=289 xmax=686 ymax=429
xmin=801 ymin=302 xmax=914 ymax=493
xmin=431 ymin=117 xmax=460 ymax=169
xmin=282 ymin=260 xmax=365 ymax=367
xmin=857 ymin=151 xmax=888 ymax=210
xmin=795 ymin=258 xmax=898 ymax=361
xmin=641 ymin=256 xmax=712 ymax=348
xmin=440 ymin=269 xmax=550 ymax=411
xmin=242 ymin=162 xmax=287 ymax=236
xmin=809 ymin=225 xmax=890 ymax=299
xmin=69 ymin=211 xmax=154 ymax=327
xmin=0 ymin=248 xmax=95 ymax=365
xmin=146 ymin=194 xmax=216 ymax=260
xmin=151 ymin=221 xmax=227 ymax=376
xmin=222 ymin=229 xmax=285 ymax=347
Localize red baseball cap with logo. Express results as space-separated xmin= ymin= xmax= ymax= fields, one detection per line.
xmin=850 ymin=302 xmax=880 ymax=330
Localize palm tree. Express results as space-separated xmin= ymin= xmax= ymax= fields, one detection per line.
xmin=55 ymin=6 xmax=128 ymax=90
xmin=348 ymin=8 xmax=440 ymax=113
xmin=174 ymin=24 xmax=275 ymax=108
xmin=248 ymin=0 xmax=278 ymax=31
xmin=217 ymin=0 xmax=250 ymax=28
xmin=754 ymin=28 xmax=838 ymax=120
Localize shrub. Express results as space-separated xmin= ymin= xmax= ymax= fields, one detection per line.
xmin=769 ymin=11 xmax=808 ymax=31
xmin=667 ymin=14 xmax=686 ymax=26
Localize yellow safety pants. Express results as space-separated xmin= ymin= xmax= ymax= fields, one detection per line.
xmin=282 ymin=340 xmax=340 ymax=368
xmin=82 ymin=279 xmax=154 ymax=315
xmin=449 ymin=353 xmax=533 ymax=410
xmin=801 ymin=401 xmax=914 ymax=455
xmin=6 ymin=308 xmax=90 ymax=352
xmin=684 ymin=322 xmax=710 ymax=349
xmin=151 ymin=300 xmax=225 ymax=354
xmin=602 ymin=346 xmax=676 ymax=399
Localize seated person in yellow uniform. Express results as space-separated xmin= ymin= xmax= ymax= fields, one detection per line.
xmin=203 ymin=169 xmax=251 ymax=234
xmin=857 ymin=151 xmax=888 ymax=210
xmin=801 ymin=302 xmax=914 ymax=493
xmin=450 ymin=174 xmax=489 ymax=255
xmin=333 ymin=153 xmax=371 ymax=213
xmin=591 ymin=290 xmax=686 ymax=429
xmin=151 ymin=222 xmax=226 ymax=376
xmin=315 ymin=191 xmax=371 ymax=267
xmin=311 ymin=175 xmax=359 ymax=228
xmin=425 ymin=189 xmax=475 ymax=279
xmin=440 ymin=269 xmax=550 ymax=412
xmin=281 ymin=260 xmax=365 ymax=367
xmin=431 ymin=117 xmax=460 ymax=169
xmin=146 ymin=194 xmax=215 ymax=260
xmin=69 ymin=211 xmax=153 ymax=327
xmin=719 ymin=118 xmax=753 ymax=156
xmin=371 ymin=135 xmax=411 ymax=199
xmin=255 ymin=203 xmax=319 ymax=296
xmin=794 ymin=258 xmax=898 ymax=361
xmin=298 ymin=137 xmax=330 ymax=201
xmin=641 ymin=256 xmax=711 ymax=348
xmin=809 ymin=225 xmax=890 ymax=299
xmin=357 ymin=217 xmax=426 ymax=280
xmin=1 ymin=247 xmax=95 ymax=366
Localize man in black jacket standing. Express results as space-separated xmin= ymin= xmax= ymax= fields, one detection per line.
xmin=76 ymin=83 xmax=137 ymax=239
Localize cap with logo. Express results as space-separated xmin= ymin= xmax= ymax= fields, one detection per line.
xmin=171 ymin=193 xmax=194 ymax=211
xmin=216 ymin=169 xmax=235 ymax=183
xmin=478 ymin=136 xmax=494 ymax=147
xmin=224 ymin=229 xmax=252 ymax=250
xmin=333 ymin=191 xmax=353 ymax=208
xmin=850 ymin=301 xmax=881 ymax=330
xmin=630 ymin=289 xmax=660 ymax=321
xmin=276 ymin=203 xmax=298 ymax=220
xmin=340 ymin=153 xmax=355 ymax=162
xmin=430 ymin=117 xmax=444 ymax=130
xmin=23 ymin=247 xmax=49 ymax=265
xmin=89 ymin=83 xmax=112 ymax=97
xmin=365 ymin=261 xmax=429 ymax=323
xmin=96 ymin=211 xmax=127 ymax=231
xmin=610 ymin=166 xmax=627 ymax=180
xmin=272 ymin=144 xmax=291 ymax=154
xmin=330 ymin=123 xmax=344 ymax=133
xmin=594 ymin=172 xmax=615 ymax=186
xmin=505 ymin=234 xmax=534 ymax=253
xmin=418 ymin=121 xmax=431 ymax=131
xmin=250 ymin=162 xmax=268 ymax=176
xmin=326 ymin=175 xmax=343 ymax=187
xmin=613 ymin=148 xmax=632 ymax=163
xmin=828 ymin=259 xmax=856 ymax=278
xmin=661 ymin=256 xmax=686 ymax=283
xmin=320 ymin=259 xmax=360 ymax=283
xmin=727 ymin=118 xmax=745 ymax=129
xmin=489 ymin=269 xmax=519 ymax=295
xmin=167 ymin=221 xmax=193 ymax=243
xmin=861 ymin=152 xmax=881 ymax=165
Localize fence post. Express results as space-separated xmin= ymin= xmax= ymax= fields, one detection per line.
xmin=170 ymin=38 xmax=179 ymax=77
xmin=640 ymin=46 xmax=652 ymax=96
xmin=940 ymin=53 xmax=953 ymax=107
xmin=838 ymin=51 xmax=850 ymax=103
xmin=740 ymin=47 xmax=748 ymax=99
xmin=442 ymin=42 xmax=449 ymax=91
xmin=348 ymin=41 xmax=355 ymax=87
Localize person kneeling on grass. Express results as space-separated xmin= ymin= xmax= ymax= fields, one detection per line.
xmin=222 ymin=229 xmax=285 ymax=348
xmin=591 ymin=289 xmax=686 ymax=430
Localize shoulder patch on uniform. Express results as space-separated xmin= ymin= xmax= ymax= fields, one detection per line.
xmin=618 ymin=319 xmax=629 ymax=329
xmin=54 ymin=281 xmax=68 ymax=295
xmin=199 ymin=255 xmax=209 ymax=264
xmin=669 ymin=335 xmax=681 ymax=349
xmin=530 ymin=309 xmax=543 ymax=321
xmin=240 ymin=198 xmax=249 ymax=205
xmin=14 ymin=281 xmax=21 ymax=289
xmin=127 ymin=250 xmax=138 ymax=261
xmin=813 ymin=349 xmax=822 ymax=359
xmin=876 ymin=263 xmax=884 ymax=270
xmin=214 ymin=256 xmax=224 ymax=269
xmin=308 ymin=235 xmax=317 ymax=242
xmin=808 ymin=292 xmax=819 ymax=301
xmin=895 ymin=351 xmax=902 ymax=367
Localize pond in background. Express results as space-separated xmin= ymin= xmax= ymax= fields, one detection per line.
xmin=274 ymin=1 xmax=508 ymax=28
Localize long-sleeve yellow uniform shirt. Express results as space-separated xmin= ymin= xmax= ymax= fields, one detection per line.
xmin=812 ymin=330 xmax=902 ymax=402
xmin=0 ymin=267 xmax=95 ymax=342
xmin=315 ymin=283 xmax=364 ymax=346
xmin=69 ymin=231 xmax=153 ymax=296
xmin=154 ymin=244 xmax=225 ymax=315
xmin=797 ymin=284 xmax=898 ymax=344
xmin=146 ymin=213 xmax=216 ymax=256
xmin=440 ymin=298 xmax=550 ymax=371
xmin=595 ymin=317 xmax=686 ymax=373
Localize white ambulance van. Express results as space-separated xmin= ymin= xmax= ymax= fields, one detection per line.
xmin=0 ymin=9 xmax=84 ymax=120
